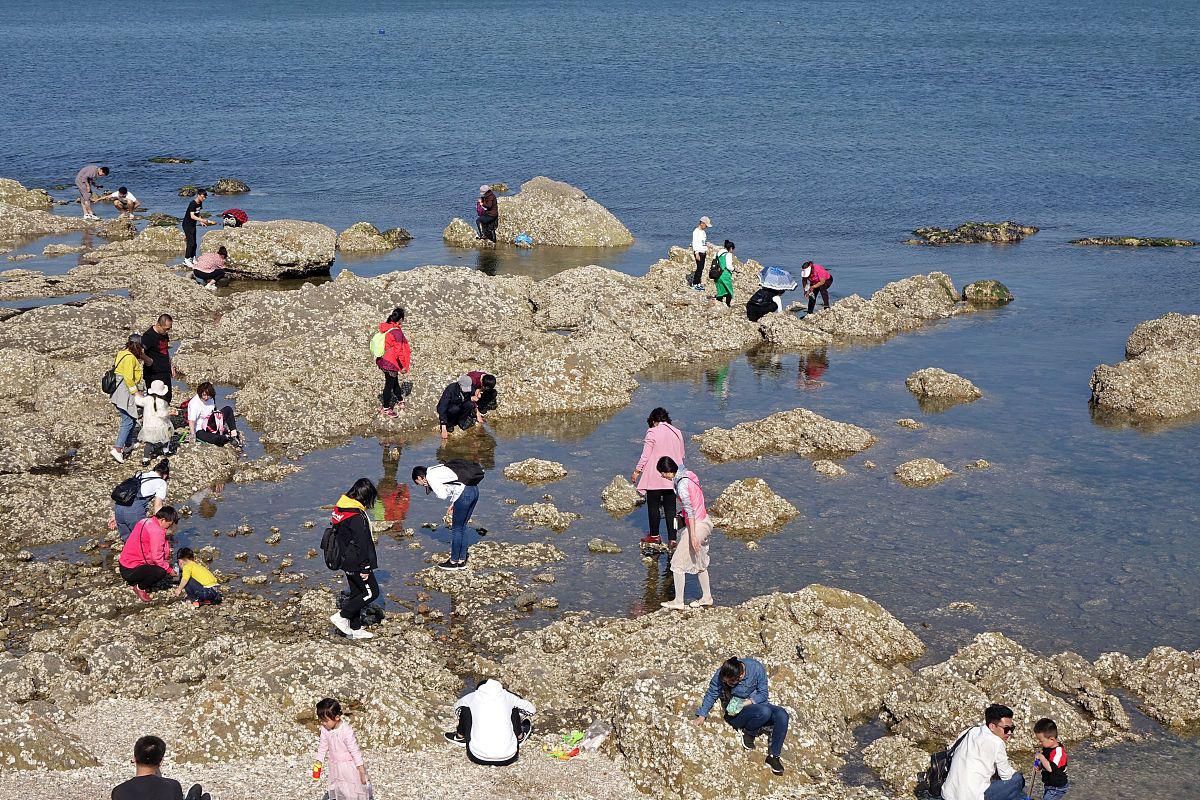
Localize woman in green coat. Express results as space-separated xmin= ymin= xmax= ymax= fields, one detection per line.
xmin=714 ymin=240 xmax=735 ymax=306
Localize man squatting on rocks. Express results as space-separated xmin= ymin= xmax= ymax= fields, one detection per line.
xmin=75 ymin=163 xmax=109 ymax=220
xmin=444 ymin=679 xmax=537 ymax=766
xmin=99 ymin=186 xmax=141 ymax=217
xmin=437 ymin=374 xmax=482 ymax=439
xmin=942 ymin=703 xmax=1024 ymax=800
xmin=111 ymin=735 xmax=210 ymax=800
xmin=692 ymin=656 xmax=789 ymax=776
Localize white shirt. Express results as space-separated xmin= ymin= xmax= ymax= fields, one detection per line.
xmin=136 ymin=472 xmax=168 ymax=501
xmin=691 ymin=225 xmax=707 ymax=254
xmin=187 ymin=395 xmax=215 ymax=430
xmin=102 ymin=190 xmax=138 ymax=204
xmin=425 ymin=464 xmax=464 ymax=503
xmin=454 ymin=680 xmax=535 ymax=762
xmin=942 ymin=725 xmax=1015 ymax=800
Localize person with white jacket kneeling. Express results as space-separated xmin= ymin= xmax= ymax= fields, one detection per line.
xmin=443 ymin=679 xmax=536 ymax=766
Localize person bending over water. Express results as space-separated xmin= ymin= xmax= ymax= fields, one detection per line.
xmin=657 ymin=456 xmax=714 ymax=609
xmin=692 ymin=656 xmax=790 ymax=776
xmin=118 ymin=506 xmax=179 ymax=603
xmin=801 ymin=261 xmax=833 ymax=313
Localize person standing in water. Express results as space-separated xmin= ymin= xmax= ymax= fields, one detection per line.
xmin=631 ymin=407 xmax=686 ymax=547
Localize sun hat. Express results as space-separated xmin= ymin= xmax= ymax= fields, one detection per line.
xmin=147 ymin=380 xmax=169 ymax=396
xmin=700 ymin=216 xmax=712 ymax=226
xmin=479 ymin=184 xmax=491 ymax=195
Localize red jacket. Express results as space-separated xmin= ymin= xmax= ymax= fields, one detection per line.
xmin=376 ymin=322 xmax=411 ymax=373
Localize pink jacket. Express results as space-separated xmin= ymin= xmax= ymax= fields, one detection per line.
xmin=118 ymin=517 xmax=173 ymax=572
xmin=804 ymin=263 xmax=831 ymax=286
xmin=634 ymin=423 xmax=686 ymax=492
xmin=316 ymin=720 xmax=364 ymax=766
xmin=674 ymin=470 xmax=708 ymax=522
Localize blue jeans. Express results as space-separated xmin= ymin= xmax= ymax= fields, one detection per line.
xmin=184 ymin=578 xmax=222 ymax=604
xmin=1041 ymin=786 xmax=1068 ymax=800
xmin=114 ymin=498 xmax=150 ymax=541
xmin=984 ymin=773 xmax=1025 ymax=800
xmin=726 ymin=702 xmax=790 ymax=758
xmin=450 ymin=485 xmax=480 ymax=562
xmin=115 ymin=407 xmax=137 ymax=449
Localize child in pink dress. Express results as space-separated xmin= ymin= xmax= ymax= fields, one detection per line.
xmin=314 ymin=698 xmax=370 ymax=800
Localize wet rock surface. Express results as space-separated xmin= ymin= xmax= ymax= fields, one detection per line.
xmin=336 ymin=221 xmax=413 ymax=253
xmin=905 ymin=367 xmax=982 ymax=411
xmin=502 ymin=458 xmax=568 ymax=485
xmin=0 ymin=178 xmax=53 ymax=211
xmin=1095 ymin=647 xmax=1200 ymax=729
xmin=812 ymin=459 xmax=848 ymax=477
xmin=894 ymin=458 xmax=953 ymax=486
xmin=200 ymin=219 xmax=337 ymax=280
xmin=906 ymin=221 xmax=1038 ymax=245
xmin=209 ymin=178 xmax=250 ymax=194
xmin=708 ymin=478 xmax=799 ymax=532
xmin=695 ymin=407 xmax=876 ymax=462
xmin=1090 ymin=313 xmax=1200 ymax=421
xmin=861 ymin=735 xmax=930 ymax=795
xmin=962 ymin=279 xmax=1014 ymax=304
xmin=443 ymin=176 xmax=633 ymax=248
xmin=512 ymin=502 xmax=580 ymax=531
xmin=1071 ymin=236 xmax=1196 ymax=247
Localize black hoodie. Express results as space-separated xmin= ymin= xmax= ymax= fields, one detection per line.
xmin=330 ymin=500 xmax=377 ymax=572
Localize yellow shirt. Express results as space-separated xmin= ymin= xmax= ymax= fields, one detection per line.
xmin=178 ymin=559 xmax=217 ymax=588
xmin=114 ymin=348 xmax=142 ymax=391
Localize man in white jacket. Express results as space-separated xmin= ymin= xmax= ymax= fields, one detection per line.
xmin=942 ymin=703 xmax=1025 ymax=800
xmin=443 ymin=679 xmax=536 ymax=766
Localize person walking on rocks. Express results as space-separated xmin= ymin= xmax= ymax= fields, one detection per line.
xmin=444 ymin=678 xmax=536 ymax=766
xmin=136 ymin=380 xmax=176 ymax=466
xmin=111 ymin=735 xmax=210 ymax=800
xmin=437 ymin=374 xmax=481 ymax=439
xmin=112 ymin=459 xmax=170 ymax=541
xmin=713 ymin=240 xmax=736 ymax=306
xmin=328 ymin=478 xmax=379 ymax=640
xmin=476 ymin=185 xmax=499 ymax=243
xmin=373 ymin=307 xmax=412 ymax=418
xmin=313 ymin=698 xmax=370 ymax=800
xmin=941 ymin=703 xmax=1024 ymax=800
xmin=656 ymin=456 xmax=713 ymax=608
xmin=801 ymin=261 xmax=833 ymax=313
xmin=691 ymin=656 xmax=790 ymax=776
xmin=75 ymin=164 xmax=109 ymax=220
xmin=412 ymin=460 xmax=484 ymax=571
xmin=690 ymin=215 xmax=712 ymax=289
xmin=182 ymin=189 xmax=216 ymax=267
xmin=98 ymin=186 xmax=141 ymax=217
xmin=631 ymin=407 xmax=686 ymax=547
xmin=118 ymin=506 xmax=179 ymax=602
xmin=109 ymin=333 xmax=150 ymax=464
xmin=141 ymin=314 xmax=174 ymax=404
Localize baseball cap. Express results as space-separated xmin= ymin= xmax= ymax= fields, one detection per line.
xmin=700 ymin=216 xmax=712 ymax=226
xmin=458 ymin=374 xmax=474 ymax=392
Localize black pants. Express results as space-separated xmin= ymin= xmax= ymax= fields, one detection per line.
xmin=185 ymin=784 xmax=210 ymax=800
xmin=456 ymin=707 xmax=529 ymax=766
xmin=142 ymin=439 xmax=177 ymax=463
xmin=120 ymin=563 xmax=174 ymax=592
xmin=184 ymin=225 xmax=198 ymax=259
xmin=193 ymin=267 xmax=225 ymax=284
xmin=342 ymin=570 xmax=379 ymax=630
xmin=645 ymin=488 xmax=678 ymax=542
xmin=443 ymin=405 xmax=477 ymax=432
xmin=719 ymin=294 xmax=732 ymax=307
xmin=381 ymin=372 xmax=412 ymax=409
xmin=195 ymin=406 xmax=238 ymax=446
xmin=477 ymin=214 xmax=498 ymax=242
xmin=807 ymin=276 xmax=833 ymax=312
xmin=691 ymin=251 xmax=707 ymax=286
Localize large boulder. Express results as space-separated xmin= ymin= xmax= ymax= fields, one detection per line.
xmin=209 ymin=177 xmax=250 ymax=194
xmin=905 ymin=367 xmax=982 ymax=411
xmin=336 ymin=221 xmax=412 ymax=253
xmin=862 ymin=735 xmax=933 ymax=796
xmin=503 ymin=458 xmax=567 ymax=485
xmin=906 ymin=221 xmax=1038 ymax=245
xmin=962 ymin=279 xmax=1013 ymax=305
xmin=801 ymin=273 xmax=969 ymax=341
xmin=695 ymin=407 xmax=875 ymax=462
xmin=201 ymin=220 xmax=337 ymax=279
xmin=83 ymin=224 xmax=185 ymax=260
xmin=1090 ymin=313 xmax=1200 ymax=421
xmin=0 ymin=705 xmax=98 ymax=770
xmin=708 ymin=478 xmax=798 ymax=532
xmin=600 ymin=474 xmax=644 ymax=515
xmin=0 ymin=201 xmax=90 ymax=244
xmin=0 ymin=178 xmax=52 ymax=211
xmin=443 ymin=176 xmax=633 ymax=247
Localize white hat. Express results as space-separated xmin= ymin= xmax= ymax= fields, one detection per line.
xmin=700 ymin=216 xmax=712 ymax=227
xmin=801 ymin=265 xmax=813 ymax=278
xmin=479 ymin=184 xmax=491 ymax=195
xmin=147 ymin=380 xmax=169 ymax=396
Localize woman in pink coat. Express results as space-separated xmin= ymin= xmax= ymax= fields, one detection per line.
xmin=630 ymin=407 xmax=686 ymax=546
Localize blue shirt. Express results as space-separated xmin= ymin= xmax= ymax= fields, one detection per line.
xmin=696 ymin=657 xmax=769 ymax=717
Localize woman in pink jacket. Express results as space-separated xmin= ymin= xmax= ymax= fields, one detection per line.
xmin=117 ymin=506 xmax=179 ymax=602
xmin=631 ymin=407 xmax=686 ymax=546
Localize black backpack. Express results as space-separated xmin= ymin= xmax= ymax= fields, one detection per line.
xmin=917 ymin=728 xmax=971 ymax=798
xmin=708 ymin=252 xmax=723 ymax=281
xmin=111 ymin=474 xmax=150 ymax=506
xmin=102 ymin=352 xmax=133 ymax=396
xmin=443 ymin=459 xmax=485 ymax=486
xmin=320 ymin=522 xmax=357 ymax=571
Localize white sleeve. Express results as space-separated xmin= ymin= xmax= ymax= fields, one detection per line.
xmin=187 ymin=397 xmax=202 ymax=425
xmin=507 ymin=691 xmax=535 ymax=716
xmin=992 ymin=738 xmax=1015 ymax=780
xmin=427 ymin=467 xmax=453 ymax=500
xmin=154 ymin=479 xmax=168 ymax=501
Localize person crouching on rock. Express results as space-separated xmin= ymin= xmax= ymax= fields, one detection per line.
xmin=444 ymin=678 xmax=536 ymax=766
xmin=657 ymin=456 xmax=713 ymax=609
xmin=118 ymin=506 xmax=179 ymax=603
xmin=468 ymin=370 xmax=498 ymax=422
xmin=801 ymin=261 xmax=833 ymax=313
xmin=375 ymin=307 xmax=412 ymax=418
xmin=691 ymin=656 xmax=789 ymax=776
xmin=328 ymin=478 xmax=379 ymax=640
xmin=99 ymin=186 xmax=141 ymax=217
xmin=476 ymin=185 xmax=499 ymax=243
xmin=313 ymin=697 xmax=370 ymax=800
xmin=191 ymin=246 xmax=228 ymax=291
xmin=438 ymin=374 xmax=481 ymax=439
xmin=173 ymin=547 xmax=222 ymax=608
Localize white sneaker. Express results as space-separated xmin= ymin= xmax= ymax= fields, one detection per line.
xmin=329 ymin=613 xmax=354 ymax=636
xmin=182 ymin=258 xmax=194 ymax=267
xmin=109 ymin=447 xmax=125 ymax=463
xmin=85 ymin=213 xmax=100 ymax=221
xmin=349 ymin=627 xmax=374 ymax=640
xmin=205 ymin=281 xmax=217 ymax=292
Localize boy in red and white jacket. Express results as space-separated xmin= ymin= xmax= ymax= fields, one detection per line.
xmin=1033 ymin=718 xmax=1068 ymax=800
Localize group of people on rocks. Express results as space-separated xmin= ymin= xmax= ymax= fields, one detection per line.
xmin=940 ymin=704 xmax=1069 ymax=800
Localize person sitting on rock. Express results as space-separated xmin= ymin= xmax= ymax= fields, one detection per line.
xmin=191 ymin=246 xmax=228 ymax=291
xmin=99 ymin=186 xmax=141 ymax=217
xmin=801 ymin=261 xmax=833 ymax=313
xmin=941 ymin=703 xmax=1024 ymax=800
xmin=476 ymin=185 xmax=499 ymax=243
xmin=112 ymin=459 xmax=170 ymax=542
xmin=691 ymin=656 xmax=789 ymax=776
xmin=186 ymin=382 xmax=244 ymax=449
xmin=444 ymin=678 xmax=536 ymax=766
xmin=112 ymin=734 xmax=210 ymax=800
xmin=118 ymin=506 xmax=179 ymax=603
xmin=437 ymin=375 xmax=481 ymax=439
xmin=467 ymin=370 xmax=498 ymax=422
xmin=135 ymin=380 xmax=176 ymax=466
xmin=174 ymin=547 xmax=222 ymax=608
xmin=657 ymin=456 xmax=713 ymax=609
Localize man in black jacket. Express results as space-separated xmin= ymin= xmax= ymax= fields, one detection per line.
xmin=328 ymin=478 xmax=379 ymax=640
xmin=438 ymin=375 xmax=482 ymax=440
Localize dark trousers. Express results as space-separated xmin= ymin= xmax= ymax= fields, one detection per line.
xmin=142 ymin=439 xmax=176 ymax=463
xmin=380 ymin=372 xmax=412 ymax=409
xmin=645 ymin=488 xmax=678 ymax=542
xmin=719 ymin=294 xmax=731 ymax=307
xmin=184 ymin=225 xmax=198 ymax=259
xmin=195 ymin=406 xmax=238 ymax=446
xmin=806 ymin=276 xmax=833 ymax=312
xmin=727 ymin=703 xmax=790 ymax=758
xmin=193 ymin=267 xmax=225 ymax=284
xmin=691 ymin=251 xmax=707 ymax=286
xmin=120 ymin=563 xmax=174 ymax=592
xmin=443 ymin=405 xmax=477 ymax=432
xmin=342 ymin=570 xmax=379 ymax=630
xmin=183 ymin=578 xmax=222 ymax=603
xmin=456 ymin=706 xmax=529 ymax=766
xmin=185 ymin=784 xmax=210 ymax=800
xmin=476 ymin=214 xmax=498 ymax=242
